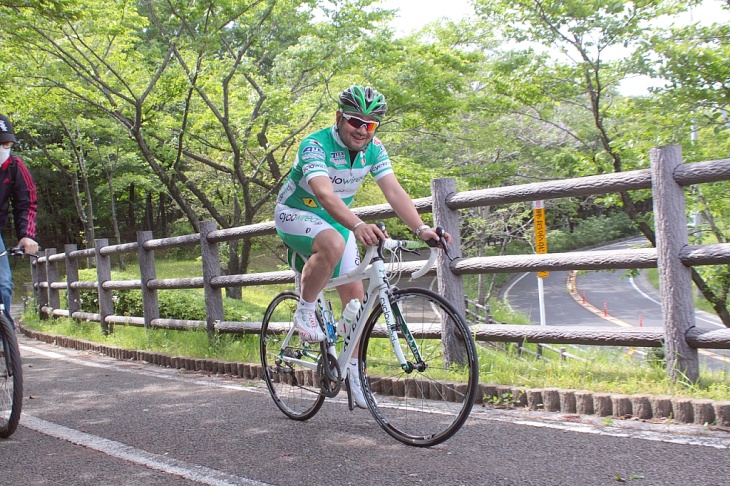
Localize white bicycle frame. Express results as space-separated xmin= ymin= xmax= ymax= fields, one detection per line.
xmin=279 ymin=239 xmax=439 ymax=379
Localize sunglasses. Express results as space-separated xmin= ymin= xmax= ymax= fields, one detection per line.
xmin=341 ymin=112 xmax=379 ymax=132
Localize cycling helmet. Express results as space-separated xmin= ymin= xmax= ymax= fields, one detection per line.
xmin=338 ymin=85 xmax=387 ymax=121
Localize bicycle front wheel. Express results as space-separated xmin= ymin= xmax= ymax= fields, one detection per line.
xmin=359 ymin=288 xmax=478 ymax=447
xmin=0 ymin=315 xmax=22 ymax=438
xmin=260 ymin=291 xmax=325 ymax=420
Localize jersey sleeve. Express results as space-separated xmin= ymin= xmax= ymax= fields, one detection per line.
xmin=299 ymin=141 xmax=329 ymax=182
xmin=369 ymin=138 xmax=394 ymax=181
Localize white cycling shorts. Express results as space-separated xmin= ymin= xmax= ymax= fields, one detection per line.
xmin=274 ymin=204 xmax=360 ymax=277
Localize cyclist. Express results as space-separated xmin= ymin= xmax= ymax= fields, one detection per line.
xmin=274 ymin=85 xmax=450 ymax=408
xmin=0 ymin=113 xmax=38 ymax=328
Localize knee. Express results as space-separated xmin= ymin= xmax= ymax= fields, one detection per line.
xmin=313 ymin=231 xmax=346 ymax=264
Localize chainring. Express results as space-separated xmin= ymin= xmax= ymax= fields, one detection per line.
xmin=317 ymin=352 xmax=342 ymax=398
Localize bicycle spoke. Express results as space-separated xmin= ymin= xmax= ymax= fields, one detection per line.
xmin=260 ymin=291 xmax=325 ymax=420
xmin=0 ymin=316 xmax=22 ymax=438
xmin=360 ymin=288 xmax=478 ymax=447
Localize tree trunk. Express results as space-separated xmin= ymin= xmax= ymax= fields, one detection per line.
xmin=127 ymin=182 xmax=136 ymax=231
xmin=105 ymin=164 xmax=125 ymax=270
xmin=144 ymin=192 xmax=154 ymax=231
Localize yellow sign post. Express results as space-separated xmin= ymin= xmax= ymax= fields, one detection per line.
xmin=533 ymin=201 xmax=548 ymax=326
xmin=534 ymin=201 xmax=548 ymax=278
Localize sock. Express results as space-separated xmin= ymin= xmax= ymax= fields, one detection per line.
xmin=298 ymin=299 xmax=315 ymax=311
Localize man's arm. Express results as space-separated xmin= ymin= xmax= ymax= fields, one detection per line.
xmin=308 ymin=176 xmax=385 ymax=246
xmin=377 ymin=174 xmax=451 ymax=243
xmin=10 ymin=157 xmax=38 ymax=254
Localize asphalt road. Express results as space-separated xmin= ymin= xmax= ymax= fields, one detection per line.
xmin=2 ymin=333 xmax=730 ymax=485
xmin=503 ymin=237 xmax=730 ymax=370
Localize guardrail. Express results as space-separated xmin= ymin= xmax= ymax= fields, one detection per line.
xmin=30 ymin=145 xmax=730 ymax=382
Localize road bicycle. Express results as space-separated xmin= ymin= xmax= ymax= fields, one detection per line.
xmin=0 ymin=247 xmax=34 ymax=438
xmin=260 ymin=224 xmax=479 ymax=447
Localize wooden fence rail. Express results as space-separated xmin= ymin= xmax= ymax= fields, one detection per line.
xmin=29 ymin=145 xmax=730 ymax=382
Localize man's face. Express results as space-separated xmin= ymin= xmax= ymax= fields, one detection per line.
xmin=336 ymin=111 xmax=379 ymax=151
xmin=1 ymin=142 xmax=12 ymax=149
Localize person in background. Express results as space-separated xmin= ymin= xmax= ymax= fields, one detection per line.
xmin=0 ymin=113 xmax=38 ymax=327
xmin=274 ymin=86 xmax=450 ymax=408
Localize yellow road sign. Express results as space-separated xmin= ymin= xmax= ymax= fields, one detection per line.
xmin=534 ymin=205 xmax=548 ymax=278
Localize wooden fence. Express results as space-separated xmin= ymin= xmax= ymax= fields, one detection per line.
xmin=30 ymin=145 xmax=730 ymax=382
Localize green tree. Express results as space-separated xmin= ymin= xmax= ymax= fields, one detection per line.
xmin=646 ymin=4 xmax=730 ymax=325
xmin=469 ymin=0 xmax=730 ymax=320
xmin=3 ymin=0 xmax=397 ymax=294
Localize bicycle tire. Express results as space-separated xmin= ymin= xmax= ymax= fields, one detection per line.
xmin=359 ymin=287 xmax=478 ymax=447
xmin=0 ymin=315 xmax=22 ymax=438
xmin=260 ymin=290 xmax=325 ymax=420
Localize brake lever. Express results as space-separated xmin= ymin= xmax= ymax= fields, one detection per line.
xmin=431 ymin=227 xmax=456 ymax=262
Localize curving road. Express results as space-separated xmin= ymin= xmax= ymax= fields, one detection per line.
xmin=4 ymin=333 xmax=730 ymax=485
xmin=504 ymin=237 xmax=730 ymax=370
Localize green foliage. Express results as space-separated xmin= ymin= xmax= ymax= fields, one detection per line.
xmin=22 ymin=308 xmax=730 ymax=401
xmin=24 ymin=312 xmax=261 ymax=362
xmin=547 ymin=212 xmax=638 ymax=252
xmin=75 ymin=268 xmax=271 ymax=322
xmin=477 ymin=343 xmax=730 ymax=401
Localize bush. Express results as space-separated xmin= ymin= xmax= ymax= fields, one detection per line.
xmin=547 ymin=212 xmax=637 ymax=252
xmin=75 ymin=268 xmax=268 ymax=322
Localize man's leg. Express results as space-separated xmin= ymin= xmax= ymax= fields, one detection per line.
xmin=0 ymin=236 xmax=14 ymax=327
xmin=294 ymin=229 xmax=346 ymax=342
xmin=299 ymin=229 xmax=345 ymax=302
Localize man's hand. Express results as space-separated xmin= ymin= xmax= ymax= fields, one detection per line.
xmin=18 ymin=237 xmax=39 ymax=255
xmin=353 ymin=223 xmax=386 ymax=246
xmin=420 ymin=228 xmax=451 ymax=245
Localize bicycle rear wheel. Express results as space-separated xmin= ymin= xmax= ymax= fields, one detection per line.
xmin=359 ymin=287 xmax=478 ymax=447
xmin=260 ymin=291 xmax=325 ymax=420
xmin=0 ymin=315 xmax=22 ymax=438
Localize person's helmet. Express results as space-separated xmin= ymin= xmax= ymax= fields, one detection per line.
xmin=0 ymin=114 xmax=16 ymax=144
xmin=338 ymin=85 xmax=387 ymax=121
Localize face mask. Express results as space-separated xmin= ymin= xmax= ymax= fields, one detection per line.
xmin=0 ymin=147 xmax=10 ymax=162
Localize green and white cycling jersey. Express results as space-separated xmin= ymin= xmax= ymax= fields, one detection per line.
xmin=276 ymin=125 xmax=393 ymax=218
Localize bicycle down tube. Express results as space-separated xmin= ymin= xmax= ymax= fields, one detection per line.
xmin=260 ymin=229 xmax=479 ymax=447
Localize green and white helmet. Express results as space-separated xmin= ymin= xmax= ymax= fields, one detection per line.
xmin=338 ymin=85 xmax=387 ymax=121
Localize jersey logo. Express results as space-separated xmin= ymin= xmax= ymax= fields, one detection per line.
xmin=302 ymin=146 xmax=325 ymax=155
xmin=302 ymin=197 xmax=318 ymax=208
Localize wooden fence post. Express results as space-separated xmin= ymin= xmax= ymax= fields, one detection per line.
xmin=30 ymin=257 xmax=43 ymax=318
xmin=137 ymin=231 xmax=159 ymax=328
xmin=200 ymin=221 xmax=224 ymax=335
xmin=36 ymin=252 xmax=49 ymax=319
xmin=651 ymin=145 xmax=698 ymax=382
xmin=431 ymin=177 xmax=469 ymax=365
xmin=45 ymin=248 xmax=60 ymax=312
xmin=95 ymin=239 xmax=113 ymax=335
xmin=65 ymin=244 xmax=80 ymax=317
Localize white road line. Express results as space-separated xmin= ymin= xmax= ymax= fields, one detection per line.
xmin=629 ymin=275 xmax=723 ymax=328
xmin=628 ymin=275 xmax=661 ymax=306
xmin=22 ymin=340 xmax=728 ymax=451
xmin=19 ymin=344 xmax=265 ymax=393
xmin=21 ymin=414 xmax=270 ymax=486
xmin=504 ymin=272 xmax=530 ymax=312
xmin=19 ymin=344 xmax=271 ymax=484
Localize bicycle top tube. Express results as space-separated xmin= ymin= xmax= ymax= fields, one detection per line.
xmin=323 ymin=238 xmax=439 ymax=291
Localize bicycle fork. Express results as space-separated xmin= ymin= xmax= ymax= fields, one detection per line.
xmin=378 ymin=287 xmax=425 ymax=374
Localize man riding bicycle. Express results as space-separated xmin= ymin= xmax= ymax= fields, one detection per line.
xmin=274 ymin=85 xmax=450 ymax=408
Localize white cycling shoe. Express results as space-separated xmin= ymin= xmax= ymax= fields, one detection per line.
xmin=348 ymin=361 xmax=368 ymax=409
xmin=294 ymin=308 xmax=326 ymax=343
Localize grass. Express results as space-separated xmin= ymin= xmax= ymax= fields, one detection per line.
xmin=478 ymin=342 xmax=730 ymax=401
xmin=22 ymin=311 xmax=262 ymax=362
xmin=645 ymin=267 xmax=717 ymax=314
xmin=20 ymin=309 xmax=730 ymax=401
xmin=15 ymin=252 xmax=730 ymax=402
